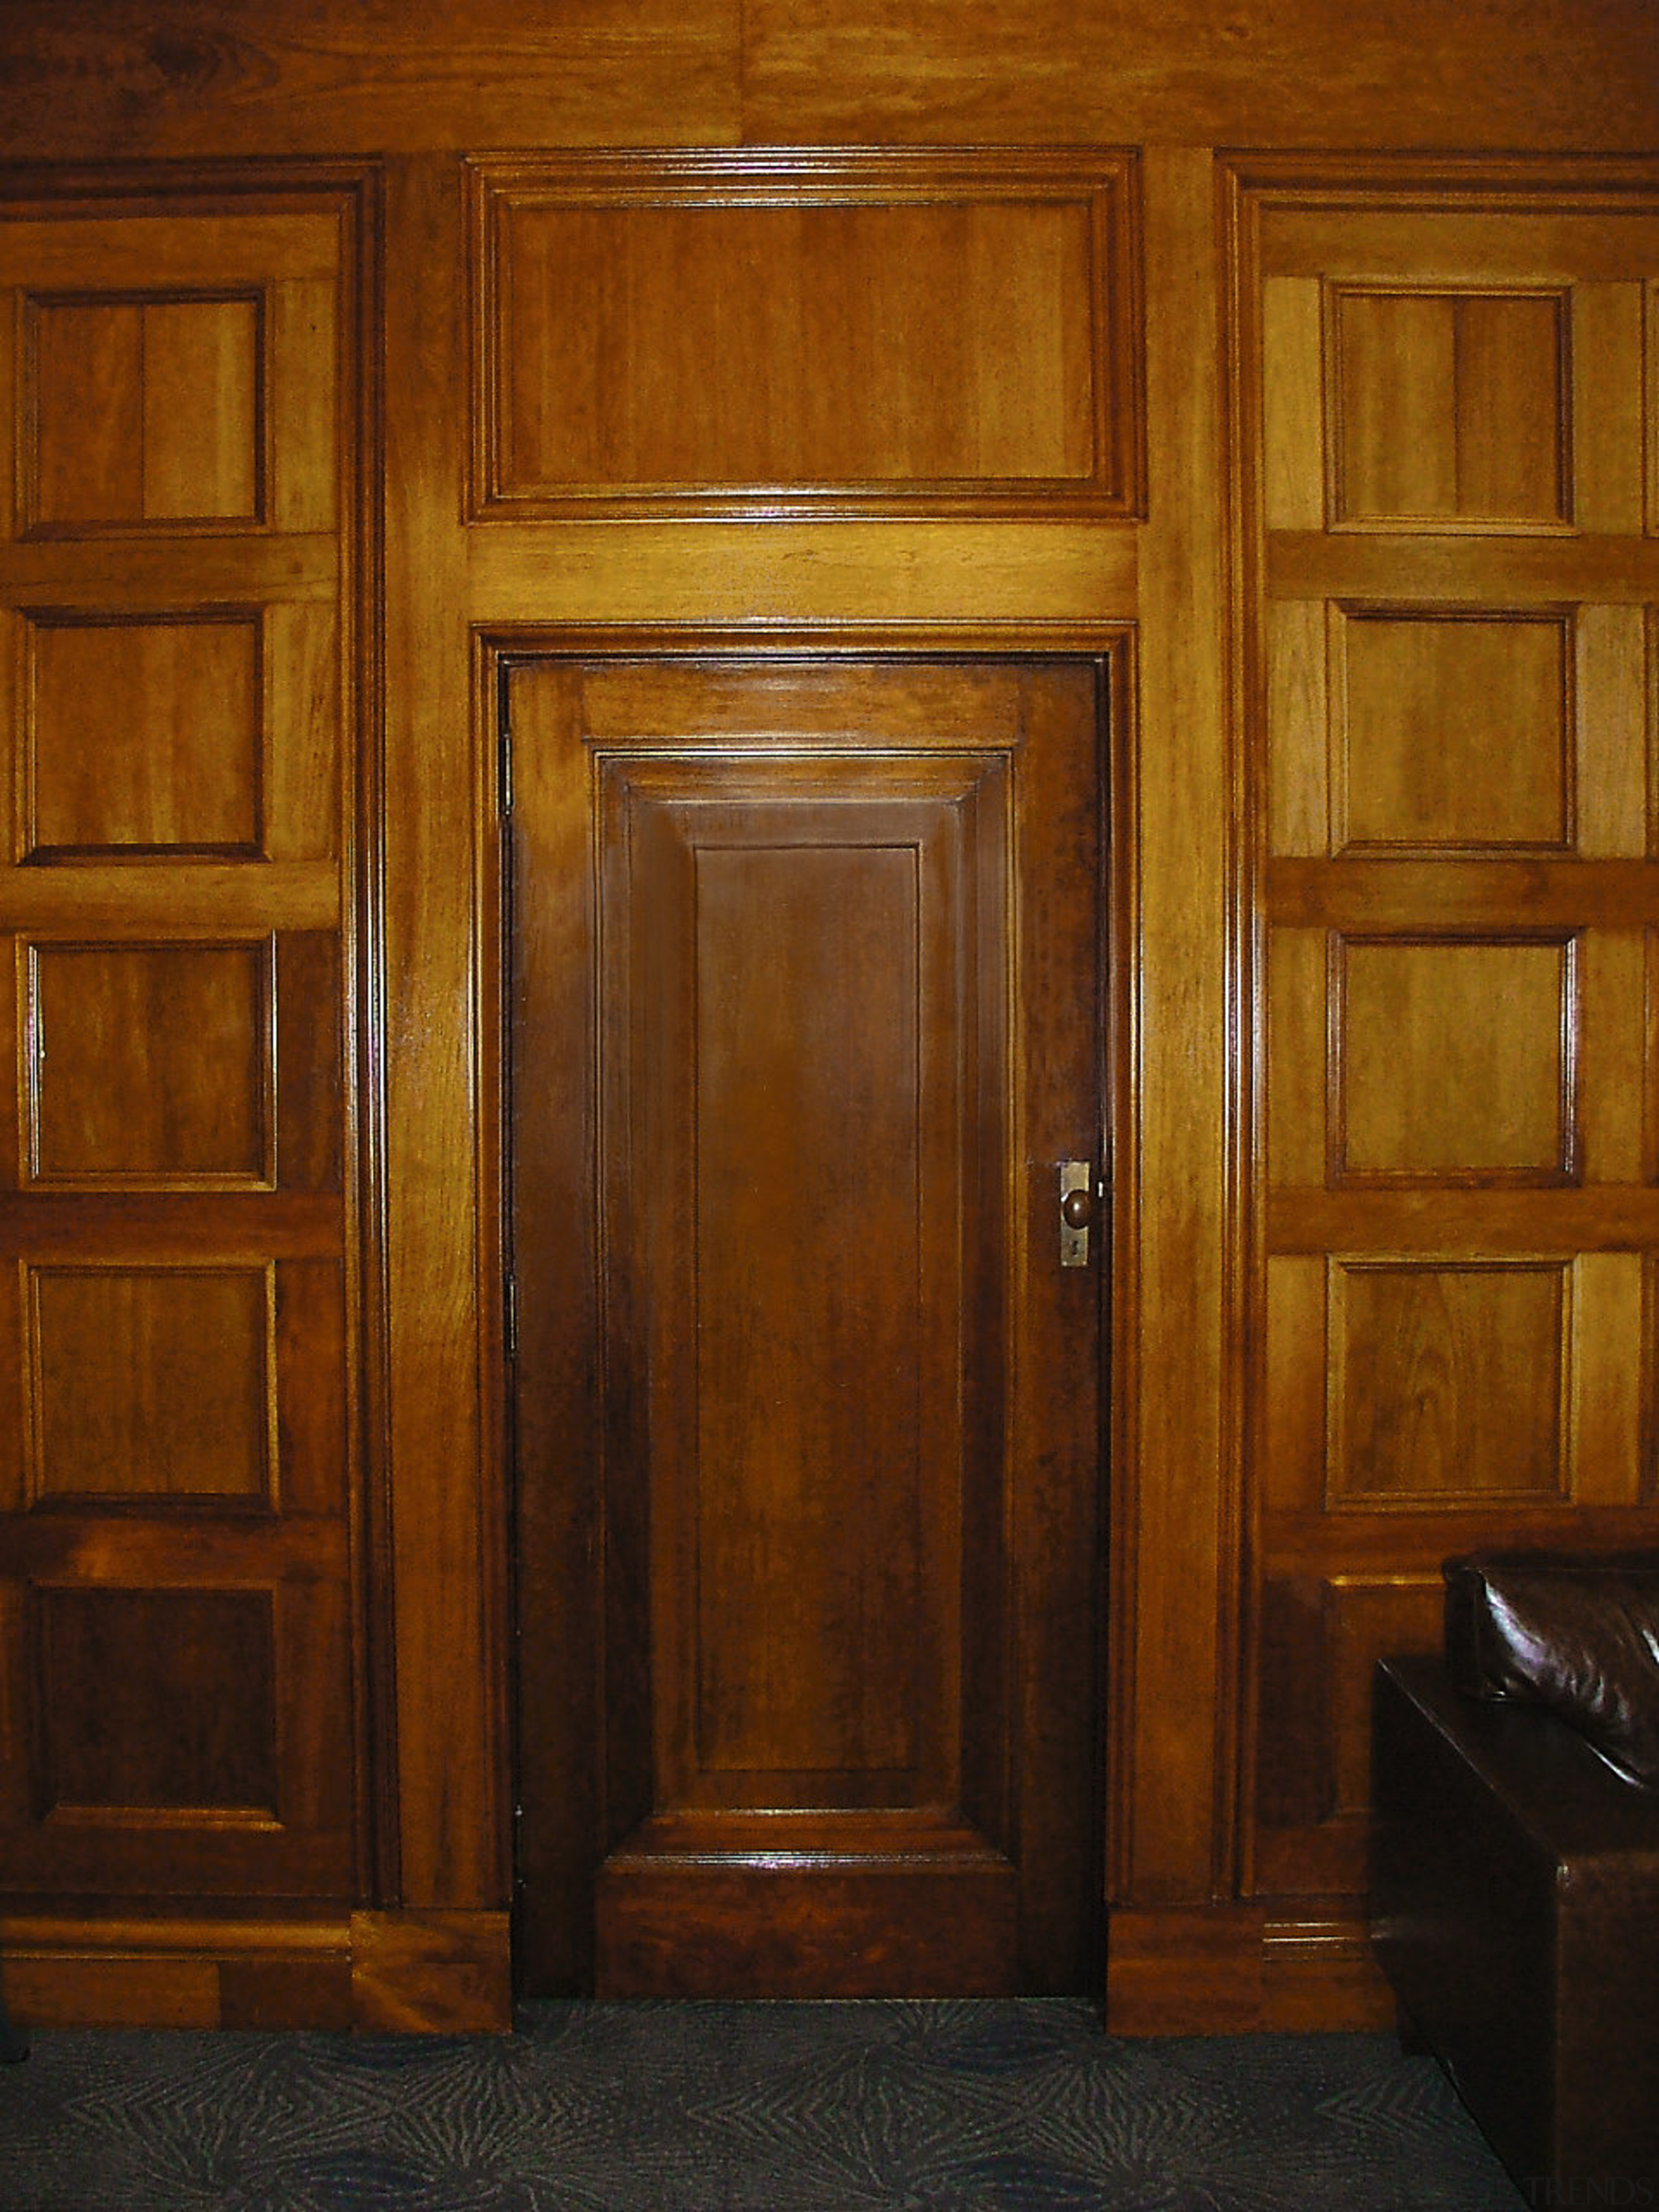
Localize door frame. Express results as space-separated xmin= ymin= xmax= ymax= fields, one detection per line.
xmin=475 ymin=620 xmax=1139 ymax=1992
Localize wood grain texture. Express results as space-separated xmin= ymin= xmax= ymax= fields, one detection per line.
xmin=1334 ymin=610 xmax=1572 ymax=854
xmin=596 ymin=1861 xmax=1019 ymax=1999
xmin=0 ymin=1915 xmax=356 ymax=2031
xmin=468 ymin=524 xmax=1138 ymax=628
xmin=1334 ymin=935 xmax=1575 ymax=1183
xmin=1237 ymin=156 xmax=1659 ymax=1940
xmin=25 ymin=939 xmax=273 ymax=1187
xmin=25 ymin=612 xmax=264 ymax=859
xmin=29 ymin=1263 xmax=274 ymax=1503
xmin=0 ymin=1 xmax=1653 ymax=159
xmin=511 ymin=656 xmax=1104 ymax=1997
xmin=0 ymin=171 xmax=365 ymax=1962
xmin=378 ymin=156 xmax=506 ymax=1911
xmin=0 ymin=3 xmax=741 ymax=157
xmin=742 ymin=1 xmax=1659 ymax=150
xmin=472 ymin=152 xmax=1137 ymax=518
xmin=348 ymin=1909 xmax=511 ymax=2032
xmin=1108 ymin=1906 xmax=1395 ymax=2034
xmin=1114 ymin=146 xmax=1231 ymax=1906
xmin=1329 ymin=286 xmax=1568 ymax=529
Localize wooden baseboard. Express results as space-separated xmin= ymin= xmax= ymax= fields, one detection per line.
xmin=1 ymin=1901 xmax=1388 ymax=2036
xmin=1105 ymin=1905 xmax=1397 ymax=2034
xmin=350 ymin=1909 xmax=513 ymax=2031
xmin=0 ymin=1909 xmax=512 ymax=2033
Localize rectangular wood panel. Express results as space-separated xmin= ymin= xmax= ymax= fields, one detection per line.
xmin=470 ymin=152 xmax=1139 ymax=518
xmin=1328 ymin=286 xmax=1569 ymax=530
xmin=23 ymin=939 xmax=274 ymax=1188
xmin=1335 ymin=609 xmax=1572 ymax=854
xmin=24 ymin=291 xmax=263 ymax=533
xmin=691 ymin=843 xmax=924 ymax=1777
xmin=28 ymin=1263 xmax=275 ymax=1506
xmin=601 ymin=752 xmax=1004 ymax=1813
xmin=32 ymin=1586 xmax=279 ymax=1817
xmin=25 ymin=612 xmax=264 ymax=859
xmin=1252 ymin=1572 xmax=1444 ymax=1894
xmin=1334 ymin=934 xmax=1575 ymax=1183
xmin=1330 ymin=1259 xmax=1570 ymax=1506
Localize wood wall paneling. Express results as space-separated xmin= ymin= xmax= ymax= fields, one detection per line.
xmin=380 ymin=154 xmax=505 ymax=1913
xmin=470 ymin=152 xmax=1140 ymax=520
xmin=0 ymin=180 xmax=364 ymax=1941
xmin=1 ymin=5 xmax=1656 ymax=2040
xmin=1238 ymin=159 xmax=1659 ymax=1949
xmin=0 ymin=5 xmax=1653 ymax=159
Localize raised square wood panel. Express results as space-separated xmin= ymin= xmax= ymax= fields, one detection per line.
xmin=25 ymin=292 xmax=262 ymax=531
xmin=1334 ymin=934 xmax=1575 ymax=1183
xmin=1 ymin=212 xmax=341 ymax=541
xmin=1264 ymin=1251 xmax=1643 ymax=1519
xmin=1336 ymin=609 xmax=1571 ymax=852
xmin=1330 ymin=1259 xmax=1569 ymax=1505
xmin=24 ymin=612 xmax=262 ymax=859
xmin=31 ymin=1586 xmax=278 ymax=1819
xmin=23 ymin=940 xmax=273 ymax=1188
xmin=1330 ymin=286 xmax=1569 ymax=530
xmin=1252 ymin=1572 xmax=1443 ymax=1894
xmin=1239 ymin=163 xmax=1659 ymax=1922
xmin=470 ymin=152 xmax=1140 ymax=518
xmin=28 ymin=1264 xmax=274 ymax=1506
xmin=1271 ymin=601 xmax=1649 ymax=861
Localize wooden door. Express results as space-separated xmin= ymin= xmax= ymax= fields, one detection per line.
xmin=509 ymin=657 xmax=1105 ymax=1996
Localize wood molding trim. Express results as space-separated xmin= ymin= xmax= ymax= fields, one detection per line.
xmin=1106 ymin=1906 xmax=1394 ymax=2035
xmin=349 ymin=1909 xmax=513 ymax=2032
xmin=0 ymin=1909 xmax=511 ymax=2031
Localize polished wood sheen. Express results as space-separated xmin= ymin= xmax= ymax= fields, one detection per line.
xmin=511 ymin=657 xmax=1104 ymax=1996
xmin=25 ymin=612 xmax=264 ymax=859
xmin=3 ymin=8 xmax=1659 ymax=2041
xmin=27 ymin=292 xmax=262 ymax=530
xmin=471 ymin=152 xmax=1138 ymax=518
xmin=30 ymin=1264 xmax=274 ymax=1504
xmin=1239 ymin=161 xmax=1659 ymax=1919
xmin=0 ymin=178 xmax=361 ymax=1919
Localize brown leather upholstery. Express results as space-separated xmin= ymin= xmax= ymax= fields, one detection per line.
xmin=1443 ymin=1548 xmax=1659 ymax=1790
xmin=1371 ymin=1553 xmax=1659 ymax=2206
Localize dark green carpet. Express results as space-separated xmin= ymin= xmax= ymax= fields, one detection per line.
xmin=0 ymin=2000 xmax=1527 ymax=2209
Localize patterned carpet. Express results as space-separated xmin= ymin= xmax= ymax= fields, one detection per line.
xmin=0 ymin=2001 xmax=1527 ymax=2211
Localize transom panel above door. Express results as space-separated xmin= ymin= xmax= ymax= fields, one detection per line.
xmin=507 ymin=657 xmax=1108 ymax=1997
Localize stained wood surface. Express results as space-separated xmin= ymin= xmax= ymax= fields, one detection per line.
xmin=378 ymin=155 xmax=507 ymax=1911
xmin=1238 ymin=159 xmax=1659 ymax=1915
xmin=510 ymin=657 xmax=1104 ymax=1996
xmin=3 ymin=4 xmax=1658 ymax=2040
xmin=1 ymin=3 xmax=1655 ymax=154
xmin=471 ymin=153 xmax=1137 ymax=517
xmin=0 ymin=181 xmax=362 ymax=1915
